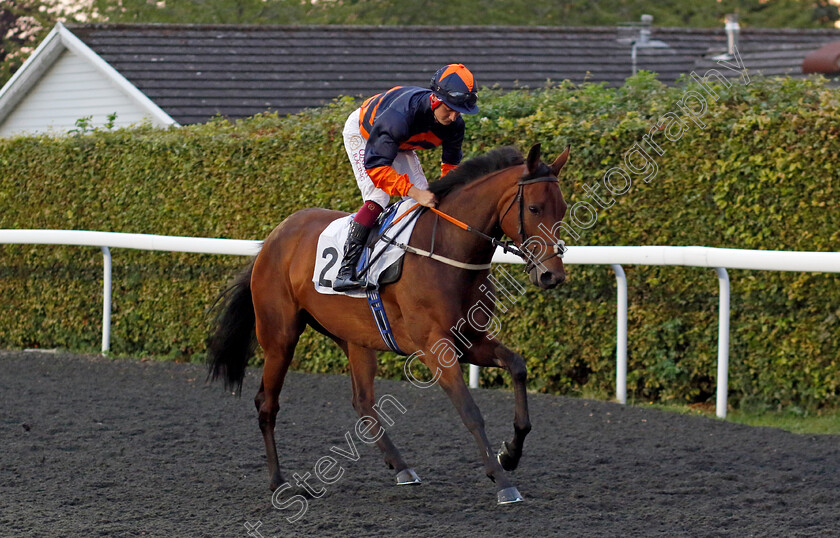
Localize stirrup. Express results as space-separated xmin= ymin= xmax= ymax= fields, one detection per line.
xmin=333 ymin=265 xmax=375 ymax=292
xmin=333 ymin=277 xmax=366 ymax=292
xmin=333 ymin=266 xmax=367 ymax=292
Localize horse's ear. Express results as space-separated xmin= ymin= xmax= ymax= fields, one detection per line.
xmin=549 ymin=145 xmax=571 ymax=176
xmin=526 ymin=143 xmax=542 ymax=174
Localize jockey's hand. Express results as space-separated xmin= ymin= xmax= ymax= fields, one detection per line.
xmin=408 ymin=186 xmax=437 ymax=208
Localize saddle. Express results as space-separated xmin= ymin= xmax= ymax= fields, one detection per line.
xmin=356 ymin=202 xmax=414 ymax=287
xmin=312 ymin=199 xmax=420 ymax=296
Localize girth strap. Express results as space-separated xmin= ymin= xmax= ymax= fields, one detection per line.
xmin=365 ymin=289 xmax=407 ymax=355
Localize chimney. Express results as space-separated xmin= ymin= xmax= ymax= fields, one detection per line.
xmin=630 ymin=14 xmax=670 ymax=75
xmin=638 ymin=14 xmax=653 ymax=46
xmin=725 ymin=14 xmax=740 ymax=56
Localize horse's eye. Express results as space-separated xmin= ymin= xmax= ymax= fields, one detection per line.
xmin=528 ymin=205 xmax=540 ymax=215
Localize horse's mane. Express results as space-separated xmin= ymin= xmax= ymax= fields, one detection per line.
xmin=428 ymin=146 xmax=524 ymax=198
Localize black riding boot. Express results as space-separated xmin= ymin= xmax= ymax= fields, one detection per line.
xmin=332 ymin=220 xmax=371 ymax=292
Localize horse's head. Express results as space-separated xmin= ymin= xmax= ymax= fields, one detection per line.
xmin=498 ymin=143 xmax=569 ymax=289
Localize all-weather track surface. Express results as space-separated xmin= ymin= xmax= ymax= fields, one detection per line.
xmin=1 ymin=350 xmax=838 ymax=537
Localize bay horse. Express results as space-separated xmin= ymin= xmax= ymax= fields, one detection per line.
xmin=208 ymin=143 xmax=569 ymax=505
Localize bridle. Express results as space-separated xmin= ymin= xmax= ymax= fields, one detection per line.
xmin=498 ymin=173 xmax=567 ymax=273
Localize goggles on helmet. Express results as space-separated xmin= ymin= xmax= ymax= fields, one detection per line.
xmin=433 ymin=85 xmax=478 ymax=109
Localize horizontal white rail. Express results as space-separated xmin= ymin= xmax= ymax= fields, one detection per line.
xmin=0 ymin=229 xmax=261 ymax=256
xmin=5 ymin=231 xmax=840 ymax=271
xmin=3 ymin=229 xmax=840 ymax=419
xmin=496 ymin=245 xmax=840 ymax=273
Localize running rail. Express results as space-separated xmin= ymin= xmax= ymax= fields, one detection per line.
xmin=491 ymin=245 xmax=840 ymax=417
xmin=3 ymin=230 xmax=840 ymax=418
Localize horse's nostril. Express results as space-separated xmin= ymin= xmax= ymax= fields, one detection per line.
xmin=540 ymin=271 xmax=566 ymax=287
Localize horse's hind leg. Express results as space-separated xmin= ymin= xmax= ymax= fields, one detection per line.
xmin=346 ymin=343 xmax=418 ymax=485
xmin=463 ymin=339 xmax=531 ymax=472
xmin=255 ymin=309 xmax=303 ymax=491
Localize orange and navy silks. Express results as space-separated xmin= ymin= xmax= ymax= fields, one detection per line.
xmin=367 ymin=166 xmax=413 ymax=197
xmin=359 ymin=86 xmax=464 ymax=196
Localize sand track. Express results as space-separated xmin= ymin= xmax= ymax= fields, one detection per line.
xmin=2 ymin=350 xmax=838 ymax=537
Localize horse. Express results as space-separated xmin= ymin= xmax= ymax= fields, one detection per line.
xmin=208 ymin=143 xmax=570 ymax=505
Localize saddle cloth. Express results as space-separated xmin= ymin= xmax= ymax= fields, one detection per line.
xmin=312 ymin=200 xmax=419 ymax=297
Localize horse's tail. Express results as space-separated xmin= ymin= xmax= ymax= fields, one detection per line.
xmin=207 ymin=259 xmax=257 ymax=394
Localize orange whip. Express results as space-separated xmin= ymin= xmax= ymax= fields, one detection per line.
xmin=390 ymin=203 xmax=471 ymax=233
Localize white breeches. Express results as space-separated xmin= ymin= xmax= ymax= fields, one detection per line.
xmin=343 ymin=107 xmax=428 ymax=208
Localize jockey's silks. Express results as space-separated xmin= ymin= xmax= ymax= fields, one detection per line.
xmin=359 ymin=86 xmax=465 ymax=196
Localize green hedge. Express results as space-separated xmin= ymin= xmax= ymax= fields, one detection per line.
xmin=1 ymin=74 xmax=838 ymax=411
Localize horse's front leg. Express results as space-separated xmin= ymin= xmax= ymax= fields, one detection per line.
xmin=462 ymin=338 xmax=531 ymax=473
xmin=417 ymin=340 xmax=523 ymax=504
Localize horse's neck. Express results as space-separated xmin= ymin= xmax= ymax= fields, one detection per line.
xmin=425 ymin=166 xmax=521 ymax=262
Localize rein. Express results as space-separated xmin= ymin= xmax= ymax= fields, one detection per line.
xmin=374 ymin=204 xmax=493 ymax=272
xmin=372 ymin=173 xmax=566 ymax=274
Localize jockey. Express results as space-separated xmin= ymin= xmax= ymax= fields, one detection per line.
xmin=333 ymin=63 xmax=479 ymax=292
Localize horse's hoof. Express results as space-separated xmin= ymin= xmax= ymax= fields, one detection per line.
xmin=268 ymin=467 xmax=288 ymax=491
xmin=395 ymin=468 xmax=421 ymax=485
xmin=497 ymin=441 xmax=519 ymax=471
xmin=497 ymin=486 xmax=524 ymax=505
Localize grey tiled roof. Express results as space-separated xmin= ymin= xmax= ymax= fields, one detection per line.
xmin=66 ymin=24 xmax=840 ymax=125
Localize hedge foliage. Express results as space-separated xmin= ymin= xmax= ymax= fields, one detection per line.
xmin=1 ymin=73 xmax=838 ymax=411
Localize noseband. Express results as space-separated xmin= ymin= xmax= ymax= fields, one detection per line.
xmin=499 ymin=175 xmax=567 ymax=273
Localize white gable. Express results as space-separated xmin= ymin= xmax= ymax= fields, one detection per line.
xmin=0 ymin=22 xmax=177 ymax=138
xmin=0 ymin=49 xmax=160 ymax=136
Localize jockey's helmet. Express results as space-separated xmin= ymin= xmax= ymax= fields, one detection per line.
xmin=430 ymin=64 xmax=479 ymax=115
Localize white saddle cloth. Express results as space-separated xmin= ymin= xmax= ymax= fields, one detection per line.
xmin=312 ymin=200 xmax=420 ymax=297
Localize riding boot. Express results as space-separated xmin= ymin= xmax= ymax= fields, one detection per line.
xmin=332 ymin=220 xmax=371 ymax=292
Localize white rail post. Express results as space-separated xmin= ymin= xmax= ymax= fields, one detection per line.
xmin=469 ymin=364 xmax=479 ymax=388
xmin=611 ymin=264 xmax=628 ymax=404
xmin=715 ymin=267 xmax=730 ymax=418
xmin=101 ymin=246 xmax=111 ymax=355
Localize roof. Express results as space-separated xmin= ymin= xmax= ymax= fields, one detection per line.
xmin=7 ymin=23 xmax=840 ymax=127
xmin=654 ymin=26 xmax=840 ymax=76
